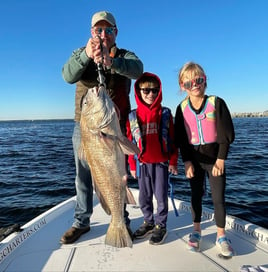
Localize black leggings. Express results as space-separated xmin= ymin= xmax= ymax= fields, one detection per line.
xmin=189 ymin=162 xmax=226 ymax=228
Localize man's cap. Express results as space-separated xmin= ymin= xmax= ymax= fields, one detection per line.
xmin=91 ymin=11 xmax=116 ymax=27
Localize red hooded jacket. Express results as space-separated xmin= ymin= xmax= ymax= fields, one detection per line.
xmin=126 ymin=72 xmax=178 ymax=171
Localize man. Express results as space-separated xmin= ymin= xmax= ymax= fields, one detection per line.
xmin=60 ymin=11 xmax=143 ymax=244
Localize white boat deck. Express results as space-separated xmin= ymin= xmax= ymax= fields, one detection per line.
xmin=0 ymin=188 xmax=267 ymax=272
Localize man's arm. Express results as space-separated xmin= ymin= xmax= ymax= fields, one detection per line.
xmin=62 ymin=47 xmax=92 ymax=83
xmin=111 ymin=51 xmax=143 ymax=80
xmin=62 ymin=46 xmax=143 ymax=84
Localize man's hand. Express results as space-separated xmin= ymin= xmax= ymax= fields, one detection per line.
xmin=85 ymin=37 xmax=112 ymax=67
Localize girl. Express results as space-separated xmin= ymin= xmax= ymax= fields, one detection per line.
xmin=174 ymin=62 xmax=235 ymax=257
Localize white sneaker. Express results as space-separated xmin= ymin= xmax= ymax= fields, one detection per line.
xmin=216 ymin=236 xmax=234 ymax=257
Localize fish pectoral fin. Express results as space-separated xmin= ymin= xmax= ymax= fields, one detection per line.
xmin=118 ymin=136 xmax=140 ymax=155
xmin=98 ymin=132 xmax=115 ymax=154
xmin=99 ymin=132 xmax=140 ymax=155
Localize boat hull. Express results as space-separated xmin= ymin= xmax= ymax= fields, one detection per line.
xmin=0 ymin=189 xmax=267 ymax=271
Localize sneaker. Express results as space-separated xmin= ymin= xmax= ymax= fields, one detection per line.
xmin=188 ymin=231 xmax=201 ymax=251
xmin=60 ymin=226 xmax=90 ymax=244
xmin=149 ymin=225 xmax=167 ymax=245
xmin=133 ymin=221 xmax=155 ymax=239
xmin=216 ymin=236 xmax=234 ymax=257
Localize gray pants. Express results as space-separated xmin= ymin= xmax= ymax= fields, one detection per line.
xmin=138 ymin=162 xmax=169 ymax=227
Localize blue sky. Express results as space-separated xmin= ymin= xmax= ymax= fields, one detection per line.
xmin=1 ymin=0 xmax=267 ymax=120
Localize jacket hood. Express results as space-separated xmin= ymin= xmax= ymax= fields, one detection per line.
xmin=134 ymin=72 xmax=162 ymax=111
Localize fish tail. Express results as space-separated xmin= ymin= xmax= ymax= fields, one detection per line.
xmin=105 ymin=221 xmax=132 ymax=248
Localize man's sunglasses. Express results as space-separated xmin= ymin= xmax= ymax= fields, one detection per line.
xmin=92 ymin=27 xmax=115 ymax=35
xmin=183 ymin=76 xmax=206 ymax=89
xmin=140 ymin=88 xmax=159 ymax=95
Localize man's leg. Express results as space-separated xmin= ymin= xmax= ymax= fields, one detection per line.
xmin=60 ymin=123 xmax=92 ymax=244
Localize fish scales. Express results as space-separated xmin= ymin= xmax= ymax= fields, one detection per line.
xmin=80 ymin=86 xmax=138 ymax=248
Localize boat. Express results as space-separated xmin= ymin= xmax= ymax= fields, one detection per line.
xmin=0 ymin=187 xmax=267 ymax=272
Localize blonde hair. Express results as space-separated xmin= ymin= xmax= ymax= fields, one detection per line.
xmin=178 ymin=62 xmax=206 ymax=87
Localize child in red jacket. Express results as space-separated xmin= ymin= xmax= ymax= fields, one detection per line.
xmin=126 ymin=72 xmax=178 ymax=245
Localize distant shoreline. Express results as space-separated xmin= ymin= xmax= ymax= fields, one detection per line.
xmin=0 ymin=119 xmax=74 ymax=122
xmin=232 ymin=111 xmax=268 ymax=118
xmin=1 ymin=114 xmax=268 ymax=122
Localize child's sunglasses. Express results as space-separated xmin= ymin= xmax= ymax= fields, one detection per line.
xmin=140 ymin=88 xmax=159 ymax=95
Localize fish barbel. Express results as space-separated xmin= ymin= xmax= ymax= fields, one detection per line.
xmin=80 ymin=86 xmax=139 ymax=248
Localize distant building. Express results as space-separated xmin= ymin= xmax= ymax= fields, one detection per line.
xmin=232 ymin=110 xmax=268 ymax=118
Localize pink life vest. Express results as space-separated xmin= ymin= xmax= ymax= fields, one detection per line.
xmin=180 ymin=96 xmax=217 ymax=145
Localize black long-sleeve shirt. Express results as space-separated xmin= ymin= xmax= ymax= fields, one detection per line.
xmin=174 ymin=95 xmax=235 ymax=164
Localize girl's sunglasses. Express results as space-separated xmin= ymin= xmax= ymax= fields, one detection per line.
xmin=140 ymin=88 xmax=159 ymax=95
xmin=183 ymin=76 xmax=206 ymax=89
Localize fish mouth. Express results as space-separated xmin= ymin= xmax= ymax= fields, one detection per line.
xmin=91 ymin=86 xmax=107 ymax=98
xmin=87 ymin=86 xmax=100 ymax=97
xmin=84 ymin=86 xmax=105 ymax=104
xmin=81 ymin=86 xmax=102 ymax=110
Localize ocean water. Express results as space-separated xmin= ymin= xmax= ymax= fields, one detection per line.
xmin=0 ymin=118 xmax=267 ymax=229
